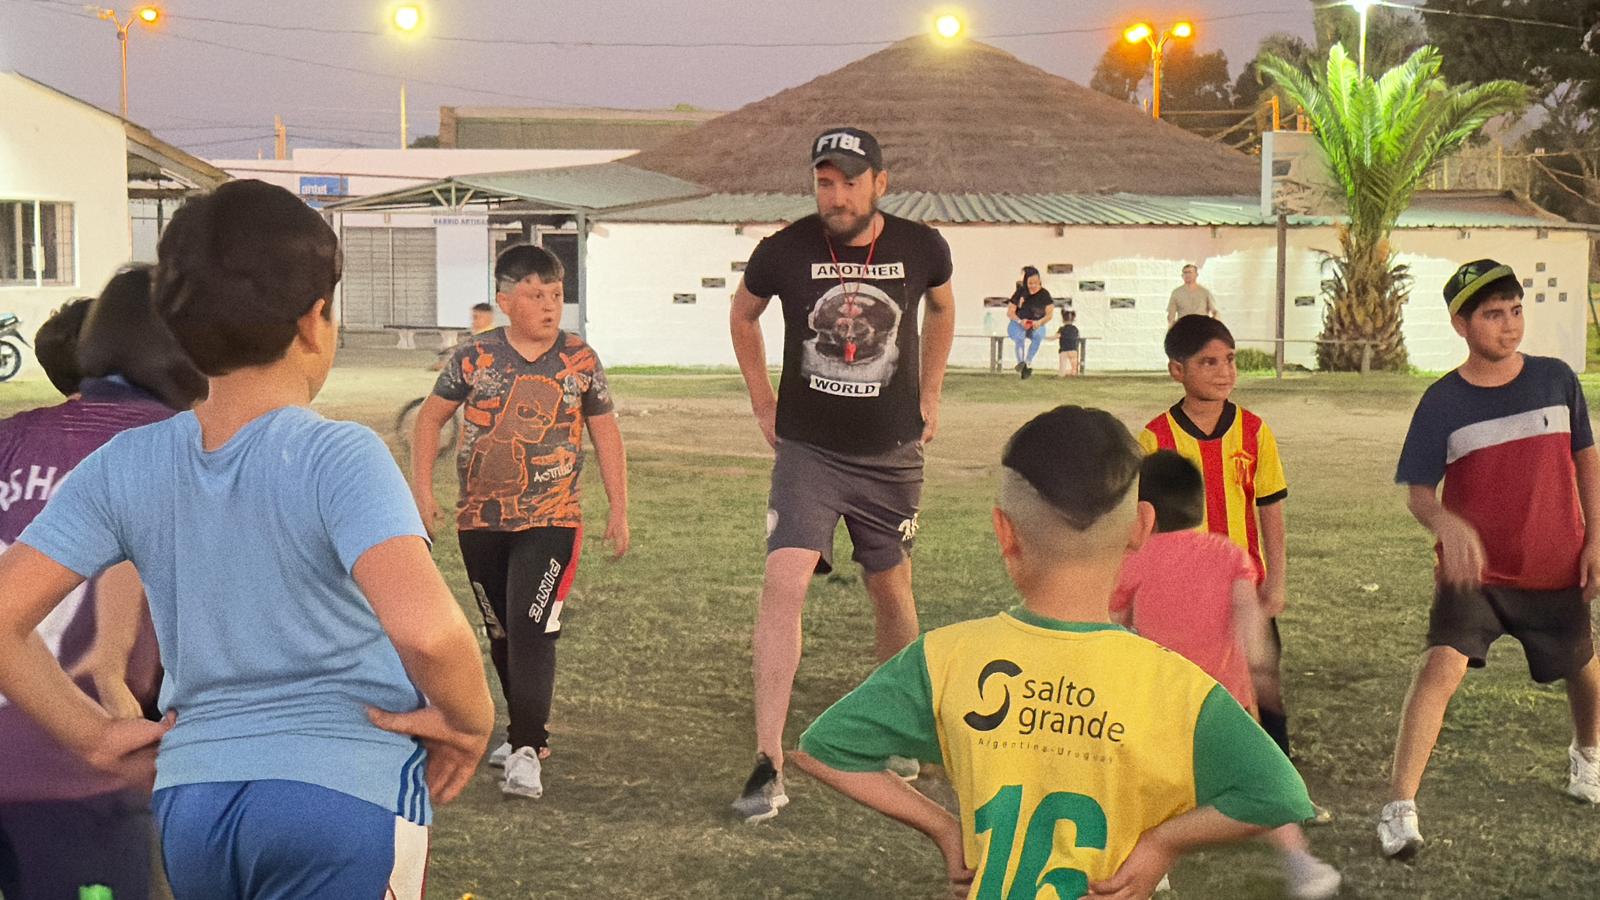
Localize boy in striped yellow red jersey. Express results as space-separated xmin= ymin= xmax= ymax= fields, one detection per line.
xmin=1138 ymin=315 xmax=1300 ymax=769
xmin=793 ymin=406 xmax=1313 ymax=900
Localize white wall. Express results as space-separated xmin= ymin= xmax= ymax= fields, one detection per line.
xmin=582 ymin=220 xmax=1589 ymax=372
xmin=0 ymin=75 xmax=131 ymax=381
xmin=584 ymin=222 xmax=785 ymax=366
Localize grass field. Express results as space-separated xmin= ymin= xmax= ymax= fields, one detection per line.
xmin=5 ymin=357 xmax=1600 ymax=898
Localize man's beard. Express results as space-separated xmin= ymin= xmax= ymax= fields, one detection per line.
xmin=820 ymin=201 xmax=878 ymax=242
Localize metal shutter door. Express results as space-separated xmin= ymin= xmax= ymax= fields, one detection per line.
xmin=390 ymin=228 xmax=437 ymax=326
xmin=341 ymin=227 xmax=389 ymax=327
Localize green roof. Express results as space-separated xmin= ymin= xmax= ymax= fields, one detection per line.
xmin=597 ymin=190 xmax=1591 ymax=231
xmin=325 ymin=162 xmax=705 ymax=214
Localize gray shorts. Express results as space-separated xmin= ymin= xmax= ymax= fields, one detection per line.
xmin=767 ymin=438 xmax=924 ymax=575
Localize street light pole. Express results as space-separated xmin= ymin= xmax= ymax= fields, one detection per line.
xmin=98 ymin=6 xmax=160 ymax=118
xmin=118 ymin=24 xmax=129 ymax=118
xmin=1350 ymin=0 xmax=1373 ymax=77
xmin=1124 ymin=21 xmax=1193 ymax=120
xmin=391 ymin=4 xmax=423 ymax=149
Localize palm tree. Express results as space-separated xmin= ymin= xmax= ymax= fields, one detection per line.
xmin=1259 ymin=45 xmax=1527 ymax=370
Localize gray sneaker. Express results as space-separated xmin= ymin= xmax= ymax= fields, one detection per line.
xmin=732 ymin=753 xmax=788 ymax=824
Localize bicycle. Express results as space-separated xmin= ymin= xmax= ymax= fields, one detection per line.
xmin=395 ymin=395 xmax=462 ymax=462
xmin=0 ymin=314 xmax=29 ymax=383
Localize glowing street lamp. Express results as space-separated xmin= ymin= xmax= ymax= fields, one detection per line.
xmin=1123 ymin=21 xmax=1194 ymax=119
xmin=97 ymin=5 xmax=162 ymax=118
xmin=1349 ymin=0 xmax=1374 ymax=76
xmin=389 ymin=4 xmax=424 ymax=148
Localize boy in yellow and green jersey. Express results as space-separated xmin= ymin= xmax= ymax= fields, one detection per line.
xmin=793 ymin=406 xmax=1313 ymax=900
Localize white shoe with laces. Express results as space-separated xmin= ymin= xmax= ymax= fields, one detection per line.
xmin=1283 ymin=851 xmax=1342 ymax=899
xmin=1377 ymin=799 xmax=1422 ymax=860
xmin=501 ymin=746 xmax=543 ymax=799
xmin=1567 ymin=743 xmax=1600 ymax=803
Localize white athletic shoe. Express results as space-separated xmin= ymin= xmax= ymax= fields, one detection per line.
xmin=1283 ymin=851 xmax=1342 ymax=899
xmin=1567 ymin=744 xmax=1600 ymax=803
xmin=1377 ymin=799 xmax=1423 ymax=860
xmin=502 ymin=746 xmax=543 ymax=799
xmin=488 ymin=741 xmax=512 ymax=769
xmin=1154 ymin=875 xmax=1173 ymax=892
xmin=885 ymin=755 xmax=921 ymax=781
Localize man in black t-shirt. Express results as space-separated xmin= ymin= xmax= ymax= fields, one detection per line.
xmin=729 ymin=127 xmax=956 ymax=822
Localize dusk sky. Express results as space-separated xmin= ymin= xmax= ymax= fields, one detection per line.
xmin=2 ymin=0 xmax=1326 ymax=159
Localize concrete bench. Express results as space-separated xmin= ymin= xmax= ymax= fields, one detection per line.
xmin=384 ymin=325 xmax=464 ymax=351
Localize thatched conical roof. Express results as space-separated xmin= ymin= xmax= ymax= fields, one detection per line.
xmin=627 ymin=37 xmax=1260 ymax=196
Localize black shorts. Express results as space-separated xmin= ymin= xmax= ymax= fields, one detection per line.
xmin=766 ymin=438 xmax=923 ymax=575
xmin=1427 ymin=584 xmax=1596 ymax=684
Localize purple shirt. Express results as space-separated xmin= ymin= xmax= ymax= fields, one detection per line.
xmin=0 ymin=378 xmax=175 ymax=802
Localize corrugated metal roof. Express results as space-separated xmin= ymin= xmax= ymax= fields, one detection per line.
xmin=598 ymin=189 xmax=1594 ymax=231
xmin=326 ymin=162 xmax=705 ymax=213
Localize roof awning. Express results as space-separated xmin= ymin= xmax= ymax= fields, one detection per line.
xmin=126 ymin=124 xmax=229 ymax=194
xmin=326 ymin=162 xmax=707 ymax=214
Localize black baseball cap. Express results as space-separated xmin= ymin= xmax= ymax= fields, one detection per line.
xmin=1001 ymin=405 xmax=1142 ymax=530
xmin=1445 ymin=258 xmax=1520 ymax=316
xmin=811 ymin=127 xmax=884 ymax=177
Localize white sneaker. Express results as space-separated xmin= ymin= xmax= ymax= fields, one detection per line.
xmin=502 ymin=746 xmax=543 ymax=799
xmin=1376 ymin=799 xmax=1423 ymax=860
xmin=1568 ymin=744 xmax=1600 ymax=803
xmin=1283 ymin=851 xmax=1342 ymax=899
xmin=488 ymin=741 xmax=512 ymax=769
xmin=1154 ymin=875 xmax=1173 ymax=892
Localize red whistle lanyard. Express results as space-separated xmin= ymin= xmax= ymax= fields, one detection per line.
xmin=823 ymin=217 xmax=880 ymax=364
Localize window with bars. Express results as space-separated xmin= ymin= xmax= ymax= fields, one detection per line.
xmin=0 ymin=201 xmax=75 ymax=287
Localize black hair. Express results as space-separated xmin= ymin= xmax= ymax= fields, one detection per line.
xmin=471 ymin=302 xmax=494 ymax=313
xmin=34 ymin=297 xmax=94 ymax=397
xmin=152 ymin=179 xmax=341 ymax=377
xmin=1164 ymin=315 xmax=1235 ymax=362
xmin=79 ymin=266 xmax=208 ymax=411
xmin=495 ymin=245 xmax=564 ymax=292
xmin=1002 ymin=405 xmax=1142 ymax=530
xmin=1456 ymin=275 xmax=1523 ymax=320
xmin=1022 ymin=266 xmax=1041 ymax=282
xmin=1139 ymin=450 xmax=1204 ymax=533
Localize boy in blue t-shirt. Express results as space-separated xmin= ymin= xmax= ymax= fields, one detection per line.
xmin=0 ymin=180 xmax=494 ymax=899
xmin=1380 ymin=258 xmax=1600 ymax=861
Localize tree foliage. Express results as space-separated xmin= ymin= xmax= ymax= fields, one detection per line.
xmin=1260 ymin=45 xmax=1529 ymax=370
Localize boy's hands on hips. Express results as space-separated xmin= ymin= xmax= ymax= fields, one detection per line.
xmin=1088 ymin=827 xmax=1177 ymax=899
xmin=368 ymin=705 xmax=491 ymax=805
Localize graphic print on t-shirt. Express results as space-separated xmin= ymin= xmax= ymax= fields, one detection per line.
xmin=435 ymin=330 xmax=613 ymax=530
xmin=803 ymin=262 xmax=908 ymax=397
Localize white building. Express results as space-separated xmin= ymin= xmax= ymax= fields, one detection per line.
xmin=0 ymin=72 xmax=225 ymax=380
xmin=212 ymin=148 xmax=634 ymax=335
xmin=331 ymin=39 xmax=1596 ymax=372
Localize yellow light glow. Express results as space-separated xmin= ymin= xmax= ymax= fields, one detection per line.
xmin=1123 ymin=23 xmax=1152 ymax=44
xmin=1349 ymin=0 xmax=1374 ymax=12
xmin=1172 ymin=21 xmax=1194 ymax=39
xmin=392 ymin=4 xmax=422 ymax=32
xmin=135 ymin=5 xmax=160 ymax=24
xmin=934 ymin=14 xmax=963 ymax=39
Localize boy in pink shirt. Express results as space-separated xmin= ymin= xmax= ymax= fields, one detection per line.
xmin=1113 ymin=451 xmax=1340 ymax=899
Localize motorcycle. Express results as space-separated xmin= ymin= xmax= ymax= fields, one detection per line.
xmin=0 ymin=314 xmax=27 ymax=383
